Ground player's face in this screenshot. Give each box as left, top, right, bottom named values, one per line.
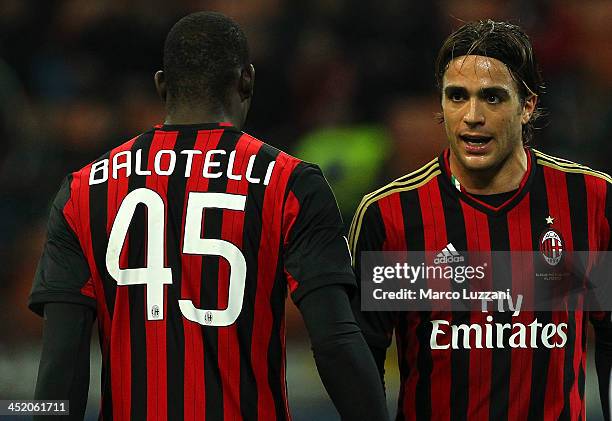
left=441, top=55, right=535, bottom=173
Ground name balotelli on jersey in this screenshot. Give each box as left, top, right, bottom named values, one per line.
left=88, top=147, right=276, bottom=186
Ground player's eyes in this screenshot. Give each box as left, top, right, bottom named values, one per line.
left=449, top=92, right=465, bottom=102
left=486, top=95, right=501, bottom=104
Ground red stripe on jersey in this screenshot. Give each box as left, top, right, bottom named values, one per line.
left=65, top=168, right=108, bottom=318
left=218, top=135, right=262, bottom=421
left=253, top=152, right=300, bottom=421
left=69, top=171, right=96, bottom=302
left=461, top=202, right=492, bottom=421
left=181, top=130, right=223, bottom=421
left=144, top=130, right=178, bottom=421
left=282, top=190, right=300, bottom=246
left=378, top=193, right=407, bottom=251
left=585, top=175, right=609, bottom=251
left=507, top=194, right=534, bottom=420
left=285, top=271, right=299, bottom=295
left=107, top=138, right=136, bottom=421
left=282, top=190, right=301, bottom=294
left=418, top=181, right=450, bottom=421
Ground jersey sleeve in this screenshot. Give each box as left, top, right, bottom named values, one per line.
left=282, top=163, right=356, bottom=303
left=28, top=176, right=96, bottom=317
left=348, top=199, right=397, bottom=349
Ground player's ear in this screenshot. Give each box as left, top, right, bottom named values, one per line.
left=239, top=64, right=255, bottom=101
left=154, top=70, right=167, bottom=104
left=521, top=94, right=537, bottom=124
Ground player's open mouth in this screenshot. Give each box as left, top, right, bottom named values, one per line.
left=459, top=134, right=493, bottom=153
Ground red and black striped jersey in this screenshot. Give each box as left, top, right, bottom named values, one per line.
left=29, top=122, right=355, bottom=421
left=349, top=148, right=612, bottom=421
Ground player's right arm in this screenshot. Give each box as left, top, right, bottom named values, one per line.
left=283, top=163, right=389, bottom=420
left=28, top=176, right=96, bottom=420
left=348, top=197, right=398, bottom=388
left=34, top=303, right=94, bottom=421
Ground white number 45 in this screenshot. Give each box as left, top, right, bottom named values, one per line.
left=106, top=188, right=247, bottom=326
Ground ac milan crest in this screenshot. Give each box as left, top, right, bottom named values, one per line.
left=539, top=220, right=564, bottom=266
left=204, top=311, right=213, bottom=324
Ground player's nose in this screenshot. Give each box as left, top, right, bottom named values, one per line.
left=462, top=98, right=485, bottom=126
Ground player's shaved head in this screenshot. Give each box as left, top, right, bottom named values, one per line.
left=162, top=11, right=250, bottom=111
left=435, top=20, right=544, bottom=143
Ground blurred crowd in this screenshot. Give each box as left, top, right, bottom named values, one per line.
left=1, top=0, right=612, bottom=344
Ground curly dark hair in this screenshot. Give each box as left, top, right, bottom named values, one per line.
left=435, top=20, right=545, bottom=143
left=163, top=12, right=250, bottom=110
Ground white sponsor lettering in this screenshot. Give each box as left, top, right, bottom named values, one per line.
left=429, top=312, right=568, bottom=349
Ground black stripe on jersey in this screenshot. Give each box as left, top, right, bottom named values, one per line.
left=201, top=130, right=238, bottom=421
left=165, top=129, right=199, bottom=420
left=559, top=173, right=588, bottom=420
left=526, top=172, right=553, bottom=421
left=394, top=315, right=410, bottom=421
left=415, top=312, right=433, bottom=421
left=397, top=189, right=431, bottom=421
left=239, top=144, right=278, bottom=421
left=100, top=343, right=113, bottom=421
left=88, top=151, right=114, bottom=418
left=566, top=174, right=589, bottom=252
left=488, top=212, right=511, bottom=421
left=127, top=132, right=154, bottom=421
left=352, top=200, right=386, bottom=286
left=89, top=152, right=115, bottom=316
left=437, top=178, right=470, bottom=421
left=269, top=262, right=288, bottom=421
left=400, top=190, right=425, bottom=252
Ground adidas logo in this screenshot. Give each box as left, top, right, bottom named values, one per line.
left=434, top=243, right=465, bottom=264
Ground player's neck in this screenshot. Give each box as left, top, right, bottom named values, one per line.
left=450, top=147, right=528, bottom=195
left=163, top=106, right=242, bottom=128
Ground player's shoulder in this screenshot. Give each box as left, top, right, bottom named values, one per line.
left=239, top=131, right=300, bottom=164
left=348, top=157, right=440, bottom=245
left=354, top=156, right=441, bottom=216
left=532, top=149, right=612, bottom=187
left=239, top=132, right=326, bottom=196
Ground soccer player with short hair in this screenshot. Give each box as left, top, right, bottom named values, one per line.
left=350, top=20, right=612, bottom=420
left=29, top=12, right=388, bottom=421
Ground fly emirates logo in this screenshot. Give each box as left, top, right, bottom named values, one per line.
left=430, top=295, right=568, bottom=350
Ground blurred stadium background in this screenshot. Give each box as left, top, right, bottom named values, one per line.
left=1, top=0, right=610, bottom=419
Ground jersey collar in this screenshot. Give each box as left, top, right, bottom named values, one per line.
left=438, top=147, right=537, bottom=215
left=153, top=122, right=238, bottom=132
